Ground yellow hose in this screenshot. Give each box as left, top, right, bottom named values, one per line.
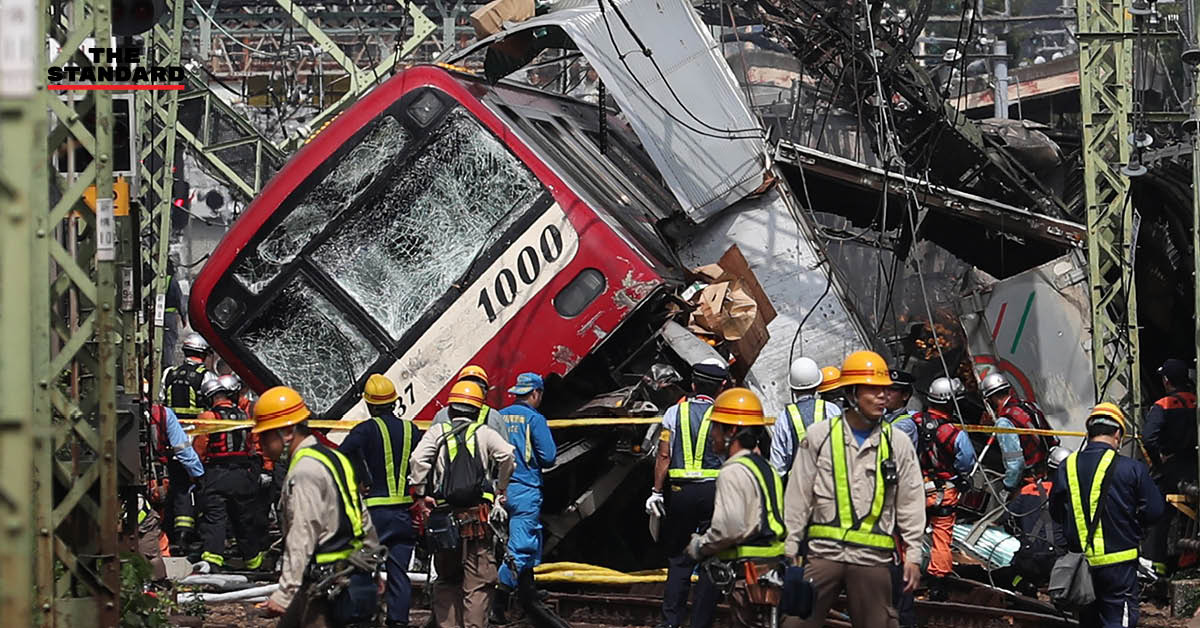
left=532, top=562, right=690, bottom=584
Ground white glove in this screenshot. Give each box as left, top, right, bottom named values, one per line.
left=259, top=473, right=273, bottom=488
left=645, top=490, right=666, bottom=517
left=685, top=535, right=704, bottom=561
left=489, top=503, right=509, bottom=527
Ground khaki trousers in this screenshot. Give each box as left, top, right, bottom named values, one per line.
left=432, top=535, right=497, bottom=628
left=788, top=558, right=898, bottom=628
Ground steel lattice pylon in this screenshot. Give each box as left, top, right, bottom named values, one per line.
left=1078, top=0, right=1142, bottom=418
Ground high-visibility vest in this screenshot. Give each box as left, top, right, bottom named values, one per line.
left=202, top=404, right=253, bottom=462
left=786, top=399, right=828, bottom=444
left=1065, top=449, right=1138, bottom=567
left=364, top=416, right=417, bottom=508
left=444, top=421, right=495, bottom=504
left=164, top=361, right=207, bottom=418
left=289, top=444, right=366, bottom=564
left=807, top=417, right=896, bottom=550
left=667, top=401, right=721, bottom=480
left=716, top=453, right=787, bottom=560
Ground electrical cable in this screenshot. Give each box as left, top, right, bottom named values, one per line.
left=192, top=0, right=279, bottom=56
left=788, top=264, right=833, bottom=376
left=597, top=0, right=763, bottom=140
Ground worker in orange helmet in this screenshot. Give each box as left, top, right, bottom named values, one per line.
left=785, top=350, right=925, bottom=628
left=431, top=364, right=506, bottom=433
left=254, top=386, right=383, bottom=625
left=816, top=366, right=843, bottom=408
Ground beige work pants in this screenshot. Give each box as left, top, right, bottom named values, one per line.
left=788, top=557, right=898, bottom=628
left=433, top=535, right=497, bottom=628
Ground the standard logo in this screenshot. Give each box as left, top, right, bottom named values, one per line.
left=47, top=46, right=183, bottom=91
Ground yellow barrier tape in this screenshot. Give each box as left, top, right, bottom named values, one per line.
left=962, top=425, right=1086, bottom=438
left=181, top=416, right=674, bottom=434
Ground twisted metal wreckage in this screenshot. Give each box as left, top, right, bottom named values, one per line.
left=190, top=0, right=1196, bottom=607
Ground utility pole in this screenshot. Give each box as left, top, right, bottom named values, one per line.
left=1078, top=0, right=1141, bottom=417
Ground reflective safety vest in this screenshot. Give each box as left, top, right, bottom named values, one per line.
left=164, top=361, right=207, bottom=418
left=364, top=416, right=417, bottom=508
left=913, top=411, right=961, bottom=481
left=443, top=421, right=495, bottom=504
left=289, top=444, right=366, bottom=564
left=474, top=404, right=490, bottom=425
left=1065, top=449, right=1138, bottom=567
left=203, top=404, right=253, bottom=463
left=1000, top=396, right=1056, bottom=469
left=716, top=453, right=787, bottom=560
left=785, top=399, right=828, bottom=444
left=668, top=400, right=722, bottom=480
left=807, top=417, right=897, bottom=550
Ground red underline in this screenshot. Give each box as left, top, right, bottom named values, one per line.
left=48, top=84, right=185, bottom=91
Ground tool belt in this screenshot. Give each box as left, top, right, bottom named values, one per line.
left=304, top=545, right=386, bottom=601
left=453, top=504, right=491, bottom=541
left=424, top=504, right=491, bottom=554
left=704, top=558, right=785, bottom=606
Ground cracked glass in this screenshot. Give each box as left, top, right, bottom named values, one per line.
left=237, top=276, right=379, bottom=415
left=309, top=107, right=545, bottom=341
left=233, top=115, right=410, bottom=293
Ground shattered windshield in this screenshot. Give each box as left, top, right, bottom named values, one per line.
left=233, top=115, right=410, bottom=293
left=310, top=107, right=544, bottom=340
left=238, top=276, right=379, bottom=415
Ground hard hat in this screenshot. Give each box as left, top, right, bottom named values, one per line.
left=447, top=380, right=485, bottom=409
left=217, top=373, right=242, bottom=395
left=1047, top=446, right=1071, bottom=470
left=693, top=358, right=729, bottom=382
left=980, top=372, right=1012, bottom=398
left=251, top=386, right=311, bottom=433
left=789, top=357, right=822, bottom=390
left=888, top=370, right=915, bottom=390
left=457, top=365, right=489, bottom=388
left=182, top=332, right=210, bottom=355
left=1087, top=402, right=1127, bottom=433
left=200, top=372, right=227, bottom=399
left=927, top=377, right=966, bottom=404
left=708, top=387, right=772, bottom=426
left=363, top=373, right=399, bottom=405
left=838, top=351, right=894, bottom=387
left=816, top=367, right=841, bottom=393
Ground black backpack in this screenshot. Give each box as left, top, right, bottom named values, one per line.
left=430, top=421, right=490, bottom=508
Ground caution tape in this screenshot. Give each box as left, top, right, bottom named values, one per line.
left=179, top=416, right=674, bottom=435
left=961, top=424, right=1086, bottom=438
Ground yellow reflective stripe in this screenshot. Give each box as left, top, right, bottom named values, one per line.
left=138, top=509, right=148, bottom=524
left=291, top=447, right=365, bottom=543
left=366, top=495, right=413, bottom=506
left=830, top=417, right=854, bottom=526
left=861, top=422, right=891, bottom=534
left=1066, top=450, right=1136, bottom=566
left=787, top=404, right=806, bottom=442
left=476, top=405, right=489, bottom=425
left=667, top=469, right=721, bottom=478
left=1088, top=548, right=1138, bottom=566
left=815, top=400, right=825, bottom=424
left=245, top=551, right=266, bottom=569
left=680, top=402, right=696, bottom=472
left=1089, top=451, right=1114, bottom=556
left=315, top=540, right=363, bottom=564
left=447, top=422, right=483, bottom=460
left=731, top=457, right=787, bottom=543
left=370, top=418, right=413, bottom=505
left=201, top=551, right=225, bottom=566
left=717, top=541, right=788, bottom=559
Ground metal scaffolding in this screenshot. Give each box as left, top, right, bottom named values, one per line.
left=1077, top=0, right=1141, bottom=416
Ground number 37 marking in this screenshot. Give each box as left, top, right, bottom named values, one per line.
left=476, top=224, right=563, bottom=323
left=395, top=382, right=417, bottom=417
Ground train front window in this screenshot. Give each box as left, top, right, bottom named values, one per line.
left=237, top=276, right=380, bottom=415
left=233, top=115, right=411, bottom=294
left=309, top=107, right=545, bottom=341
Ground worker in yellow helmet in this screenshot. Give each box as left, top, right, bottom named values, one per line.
left=1049, top=403, right=1165, bottom=626
left=338, top=374, right=421, bottom=628
left=432, top=364, right=506, bottom=433
left=254, top=386, right=383, bottom=624
left=785, top=351, right=925, bottom=628
left=684, top=388, right=785, bottom=628
left=409, top=380, right=515, bottom=628
left=816, top=366, right=843, bottom=407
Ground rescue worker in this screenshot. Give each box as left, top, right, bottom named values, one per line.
left=909, top=376, right=976, bottom=600
left=431, top=365, right=505, bottom=433
left=1142, top=358, right=1197, bottom=577
left=162, top=332, right=212, bottom=420
left=646, top=358, right=730, bottom=628
left=256, top=386, right=383, bottom=626
left=980, top=372, right=1057, bottom=492
left=1050, top=403, right=1166, bottom=627
left=493, top=373, right=557, bottom=624
left=409, top=380, right=515, bottom=628
left=881, top=370, right=918, bottom=628
left=684, top=388, right=785, bottom=628
left=1007, top=445, right=1070, bottom=596
left=816, top=366, right=843, bottom=407
left=771, top=357, right=841, bottom=478
left=785, top=351, right=925, bottom=628
left=147, top=402, right=205, bottom=554
left=193, top=374, right=267, bottom=570
left=339, top=374, right=420, bottom=628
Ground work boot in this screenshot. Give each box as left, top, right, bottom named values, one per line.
left=490, top=588, right=511, bottom=625
left=927, top=577, right=949, bottom=602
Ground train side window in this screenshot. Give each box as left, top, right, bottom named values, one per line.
left=554, top=268, right=606, bottom=318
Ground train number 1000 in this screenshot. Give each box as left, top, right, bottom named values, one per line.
left=476, top=224, right=563, bottom=323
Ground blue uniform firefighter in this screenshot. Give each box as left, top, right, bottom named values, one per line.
left=492, top=372, right=557, bottom=624
left=339, top=374, right=421, bottom=628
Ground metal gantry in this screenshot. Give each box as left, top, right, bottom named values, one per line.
left=1077, top=0, right=1141, bottom=417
